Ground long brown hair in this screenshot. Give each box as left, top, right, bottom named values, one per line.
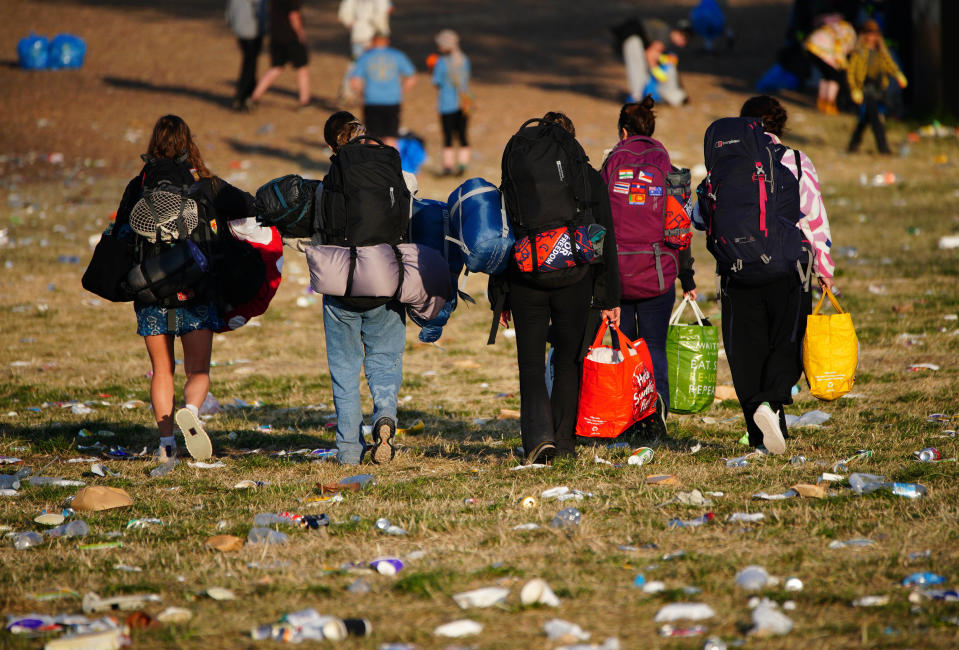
left=145, top=114, right=212, bottom=178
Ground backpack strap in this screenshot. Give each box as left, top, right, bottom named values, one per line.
left=345, top=246, right=358, bottom=297
left=390, top=244, right=405, bottom=301
left=793, top=149, right=803, bottom=181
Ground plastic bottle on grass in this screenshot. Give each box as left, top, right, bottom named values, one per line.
left=14, top=532, right=44, bottom=549
left=247, top=527, right=289, bottom=544
left=850, top=473, right=927, bottom=498
left=46, top=520, right=90, bottom=538
left=550, top=507, right=581, bottom=528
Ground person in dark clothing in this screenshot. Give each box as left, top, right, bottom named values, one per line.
left=846, top=19, right=907, bottom=154
left=489, top=111, right=621, bottom=465
left=250, top=0, right=311, bottom=108
left=602, top=97, right=697, bottom=437
left=226, top=0, right=266, bottom=111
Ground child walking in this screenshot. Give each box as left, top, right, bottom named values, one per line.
left=846, top=20, right=907, bottom=154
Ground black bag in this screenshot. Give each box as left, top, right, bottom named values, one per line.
left=124, top=239, right=209, bottom=304
left=254, top=174, right=320, bottom=239
left=500, top=118, right=595, bottom=286
left=700, top=117, right=803, bottom=284
left=318, top=136, right=411, bottom=247
left=81, top=226, right=137, bottom=302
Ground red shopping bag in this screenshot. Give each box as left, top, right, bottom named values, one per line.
left=575, top=320, right=657, bottom=438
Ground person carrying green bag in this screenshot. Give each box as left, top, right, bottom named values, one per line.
left=666, top=296, right=718, bottom=413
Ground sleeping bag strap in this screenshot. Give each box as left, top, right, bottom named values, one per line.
left=390, top=245, right=405, bottom=301
left=488, top=291, right=507, bottom=345
left=528, top=228, right=540, bottom=275
left=345, top=247, right=358, bottom=297
left=167, top=307, right=177, bottom=332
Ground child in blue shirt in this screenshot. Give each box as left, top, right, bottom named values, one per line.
left=349, top=33, right=416, bottom=148
left=431, top=29, right=471, bottom=176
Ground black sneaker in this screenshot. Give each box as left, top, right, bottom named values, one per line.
left=370, top=416, right=397, bottom=464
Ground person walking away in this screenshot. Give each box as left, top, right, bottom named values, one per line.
left=337, top=0, right=392, bottom=103
left=691, top=96, right=835, bottom=455
left=601, top=97, right=697, bottom=438
left=846, top=20, right=906, bottom=154
left=319, top=111, right=415, bottom=464
left=112, top=115, right=252, bottom=463
left=349, top=32, right=416, bottom=148
left=803, top=14, right=856, bottom=115
left=490, top=111, right=620, bottom=465
left=250, top=0, right=311, bottom=109
left=432, top=29, right=472, bottom=176
left=226, top=0, right=266, bottom=112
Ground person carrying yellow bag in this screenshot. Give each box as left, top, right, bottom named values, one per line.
left=803, top=287, right=858, bottom=400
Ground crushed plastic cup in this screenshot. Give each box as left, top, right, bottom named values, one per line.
left=14, top=531, right=44, bottom=549
left=653, top=603, right=715, bottom=623
left=735, top=565, right=772, bottom=591
left=47, top=520, right=90, bottom=538
left=434, top=619, right=483, bottom=638
left=628, top=447, right=654, bottom=466
left=247, top=527, right=289, bottom=545
left=520, top=578, right=561, bottom=607
left=544, top=618, right=590, bottom=641
left=370, top=557, right=404, bottom=576
left=727, top=512, right=764, bottom=523
left=149, top=461, right=176, bottom=478
left=452, top=586, right=510, bottom=609
left=550, top=507, right=582, bottom=528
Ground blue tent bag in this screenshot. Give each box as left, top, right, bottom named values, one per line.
left=18, top=33, right=49, bottom=70
left=48, top=34, right=86, bottom=69
left=409, top=291, right=458, bottom=343
left=410, top=198, right=464, bottom=276
left=447, top=178, right=513, bottom=275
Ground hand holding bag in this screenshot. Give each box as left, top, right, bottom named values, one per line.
left=802, top=287, right=859, bottom=401
left=666, top=296, right=718, bottom=413
left=575, top=319, right=657, bottom=438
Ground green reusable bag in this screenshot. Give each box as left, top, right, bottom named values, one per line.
left=666, top=296, right=718, bottom=413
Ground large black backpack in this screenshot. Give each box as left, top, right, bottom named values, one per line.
left=500, top=119, right=596, bottom=286
left=701, top=117, right=803, bottom=284
left=317, top=135, right=411, bottom=309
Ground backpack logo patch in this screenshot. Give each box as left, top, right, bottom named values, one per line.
left=715, top=139, right=740, bottom=148
left=555, top=160, right=565, bottom=182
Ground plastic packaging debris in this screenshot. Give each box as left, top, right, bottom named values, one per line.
left=521, top=578, right=561, bottom=607
left=660, top=624, right=707, bottom=637
left=852, top=595, right=889, bottom=607
left=750, top=600, right=794, bottom=636
left=735, top=565, right=772, bottom=591
left=542, top=486, right=571, bottom=499
left=45, top=628, right=127, bottom=650
left=247, top=527, right=289, bottom=544
left=791, top=483, right=826, bottom=499
left=550, top=507, right=582, bottom=528
left=939, top=236, right=959, bottom=250
left=253, top=513, right=295, bottom=527
left=188, top=461, right=225, bottom=469
left=849, top=473, right=927, bottom=498
left=47, top=520, right=90, bottom=538
left=832, top=449, right=872, bottom=472
left=346, top=579, right=371, bottom=594
left=752, top=489, right=798, bottom=500
left=668, top=513, right=714, bottom=529
left=205, top=587, right=235, bottom=601
left=251, top=609, right=363, bottom=642
left=513, top=522, right=541, bottom=531
left=727, top=512, right=764, bottom=523
left=370, top=557, right=404, bottom=576
left=703, top=637, right=728, bottom=650
left=234, top=479, right=268, bottom=489
left=510, top=463, right=546, bottom=470
left=654, top=603, right=715, bottom=622
left=434, top=619, right=483, bottom=638
left=79, top=541, right=122, bottom=551
left=72, top=486, right=133, bottom=511
left=785, top=410, right=831, bottom=427
left=35, top=512, right=66, bottom=526
left=452, top=586, right=510, bottom=609
left=126, top=517, right=162, bottom=529
left=206, top=535, right=244, bottom=552
left=818, top=472, right=844, bottom=483
left=908, top=363, right=940, bottom=371
left=0, top=474, right=21, bottom=490
left=90, top=463, right=119, bottom=478
left=14, top=531, right=44, bottom=549
left=785, top=577, right=804, bottom=592
left=642, top=580, right=666, bottom=594
left=902, top=572, right=946, bottom=587
left=645, top=474, right=680, bottom=485
left=829, top=539, right=876, bottom=549
left=374, top=517, right=408, bottom=536
left=29, top=588, right=80, bottom=602
left=628, top=447, right=654, bottom=466
left=544, top=618, right=590, bottom=642
left=82, top=591, right=161, bottom=613
left=632, top=574, right=646, bottom=588
left=113, top=564, right=142, bottom=572
left=555, top=637, right=620, bottom=650
left=149, top=461, right=177, bottom=478
left=321, top=473, right=374, bottom=493
left=658, top=489, right=712, bottom=507
left=28, top=476, right=85, bottom=487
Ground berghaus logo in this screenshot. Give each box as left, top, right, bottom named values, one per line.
left=715, top=139, right=740, bottom=147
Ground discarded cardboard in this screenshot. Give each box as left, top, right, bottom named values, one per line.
left=205, top=535, right=244, bottom=552
left=72, top=486, right=133, bottom=511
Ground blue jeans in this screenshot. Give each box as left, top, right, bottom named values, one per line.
left=323, top=297, right=406, bottom=464
left=620, top=286, right=676, bottom=411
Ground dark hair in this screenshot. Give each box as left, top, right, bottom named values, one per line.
left=542, top=111, right=575, bottom=137
left=740, top=95, right=788, bottom=137
left=324, top=111, right=365, bottom=152
left=145, top=115, right=211, bottom=178
left=618, top=96, right=656, bottom=137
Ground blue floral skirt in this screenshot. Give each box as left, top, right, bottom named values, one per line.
left=135, top=300, right=223, bottom=337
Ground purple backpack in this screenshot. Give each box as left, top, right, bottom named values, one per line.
left=601, top=136, right=677, bottom=300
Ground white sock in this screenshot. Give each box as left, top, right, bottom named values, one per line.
left=160, top=435, right=176, bottom=449
left=184, top=404, right=199, bottom=417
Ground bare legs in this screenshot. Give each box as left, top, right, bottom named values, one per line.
left=144, top=328, right=213, bottom=436
left=251, top=66, right=311, bottom=107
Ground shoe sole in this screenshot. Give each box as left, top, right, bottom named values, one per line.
left=525, top=441, right=556, bottom=466
left=174, top=408, right=213, bottom=461
left=753, top=407, right=786, bottom=455
left=371, top=418, right=396, bottom=465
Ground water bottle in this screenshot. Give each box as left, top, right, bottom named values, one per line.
left=14, top=532, right=44, bottom=549
left=46, top=520, right=90, bottom=538
left=253, top=513, right=290, bottom=526
left=848, top=473, right=886, bottom=494
left=889, top=482, right=927, bottom=498
left=902, top=571, right=946, bottom=587
left=550, top=507, right=582, bottom=528
left=247, top=527, right=289, bottom=544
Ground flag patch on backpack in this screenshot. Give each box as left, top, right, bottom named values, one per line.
left=617, top=168, right=634, bottom=180
left=628, top=184, right=647, bottom=205
left=612, top=181, right=630, bottom=194
left=637, top=170, right=654, bottom=183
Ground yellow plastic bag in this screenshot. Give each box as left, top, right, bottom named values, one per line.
left=802, top=288, right=859, bottom=400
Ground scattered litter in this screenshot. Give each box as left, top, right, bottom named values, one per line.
left=550, top=507, right=581, bottom=528
left=247, top=527, right=289, bottom=545
left=785, top=577, right=804, bottom=592
left=188, top=461, right=225, bottom=469
left=642, top=580, right=666, bottom=594
left=832, top=449, right=872, bottom=472
left=434, top=619, right=483, bottom=638
left=82, top=591, right=161, bottom=614
left=735, top=565, right=772, bottom=591
left=13, top=532, right=43, bottom=549
left=628, top=447, right=654, bottom=466
left=28, top=477, right=85, bottom=487
left=593, top=455, right=613, bottom=466
left=908, top=363, right=940, bottom=371
left=205, top=587, right=235, bottom=601
left=829, top=539, right=875, bottom=549
left=71, top=486, right=133, bottom=511
left=544, top=619, right=590, bottom=642
left=370, top=557, right=404, bottom=576
left=47, top=520, right=90, bottom=538
left=660, top=624, right=707, bottom=637
left=645, top=474, right=679, bottom=486
left=206, top=535, right=244, bottom=552
left=126, top=517, right=162, bottom=529
left=35, top=513, right=65, bottom=526
left=902, top=572, right=946, bottom=587
left=513, top=523, right=541, bottom=531
left=149, top=461, right=176, bottom=478
left=785, top=410, right=831, bottom=428
left=79, top=542, right=122, bottom=551
left=113, top=564, right=142, bottom=572
left=29, top=588, right=80, bottom=602
left=452, top=586, right=509, bottom=609
left=791, top=483, right=826, bottom=499
left=914, top=448, right=940, bottom=462
left=90, top=463, right=119, bottom=478
left=750, top=599, right=794, bottom=636
left=653, top=603, right=715, bottom=623
left=752, top=489, right=797, bottom=501
left=520, top=578, right=560, bottom=607
left=510, top=463, right=546, bottom=471
left=375, top=518, right=408, bottom=536
left=658, top=489, right=711, bottom=507
left=852, top=595, right=889, bottom=607
left=727, top=512, right=764, bottom=523
left=520, top=496, right=538, bottom=509
left=668, top=513, right=714, bottom=529
left=818, top=473, right=844, bottom=483
left=939, top=236, right=959, bottom=250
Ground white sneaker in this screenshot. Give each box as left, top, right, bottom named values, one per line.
left=175, top=407, right=213, bottom=460
left=753, top=403, right=786, bottom=455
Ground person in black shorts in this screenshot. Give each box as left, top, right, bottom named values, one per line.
left=250, top=0, right=311, bottom=109
left=431, top=29, right=471, bottom=175
left=363, top=104, right=401, bottom=143
left=349, top=32, right=416, bottom=148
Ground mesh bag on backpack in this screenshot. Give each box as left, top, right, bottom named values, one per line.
left=129, top=185, right=199, bottom=243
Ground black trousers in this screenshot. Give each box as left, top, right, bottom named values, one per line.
left=849, top=87, right=890, bottom=154
left=721, top=274, right=811, bottom=447
left=236, top=36, right=263, bottom=102
left=510, top=273, right=593, bottom=456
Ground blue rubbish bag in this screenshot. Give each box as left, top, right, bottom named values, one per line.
left=690, top=0, right=726, bottom=40
left=397, top=133, right=426, bottom=175
left=18, top=33, right=49, bottom=70
left=48, top=34, right=86, bottom=69
left=756, top=63, right=799, bottom=93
